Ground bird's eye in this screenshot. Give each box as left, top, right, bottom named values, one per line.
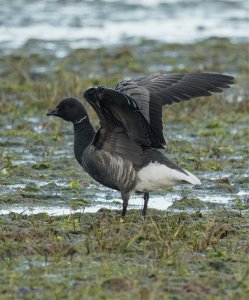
left=60, top=105, right=65, bottom=110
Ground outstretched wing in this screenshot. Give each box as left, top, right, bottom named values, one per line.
left=115, top=73, right=234, bottom=145
left=83, top=86, right=163, bottom=148
left=83, top=87, right=148, bottom=192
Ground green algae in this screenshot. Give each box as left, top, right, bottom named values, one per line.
left=22, top=183, right=41, bottom=192
left=0, top=38, right=248, bottom=207
left=0, top=210, right=248, bottom=299
left=0, top=37, right=249, bottom=299
left=69, top=199, right=91, bottom=208
left=31, top=163, right=52, bottom=170
left=168, top=196, right=223, bottom=210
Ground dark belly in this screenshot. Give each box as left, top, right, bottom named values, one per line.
left=82, top=147, right=137, bottom=193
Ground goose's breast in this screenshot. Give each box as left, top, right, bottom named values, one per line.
left=82, top=146, right=137, bottom=192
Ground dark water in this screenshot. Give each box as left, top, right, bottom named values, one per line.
left=1, top=0, right=248, bottom=56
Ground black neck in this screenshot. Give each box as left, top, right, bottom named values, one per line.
left=73, top=116, right=95, bottom=166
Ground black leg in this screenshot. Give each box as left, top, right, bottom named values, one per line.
left=121, top=192, right=129, bottom=217
left=142, top=192, right=149, bottom=217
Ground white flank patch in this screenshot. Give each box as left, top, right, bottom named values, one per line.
left=135, top=162, right=201, bottom=192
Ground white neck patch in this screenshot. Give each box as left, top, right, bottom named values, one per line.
left=74, top=116, right=87, bottom=125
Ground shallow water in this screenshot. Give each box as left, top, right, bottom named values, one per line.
left=1, top=114, right=248, bottom=216
left=1, top=0, right=248, bottom=56
left=0, top=1, right=248, bottom=216
left=0, top=179, right=247, bottom=215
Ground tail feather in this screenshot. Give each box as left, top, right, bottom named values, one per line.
left=135, top=162, right=201, bottom=192
left=182, top=169, right=201, bottom=185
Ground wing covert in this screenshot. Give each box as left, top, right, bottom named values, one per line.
left=115, top=72, right=234, bottom=146
left=83, top=86, right=164, bottom=148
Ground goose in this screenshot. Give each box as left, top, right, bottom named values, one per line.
left=47, top=73, right=233, bottom=216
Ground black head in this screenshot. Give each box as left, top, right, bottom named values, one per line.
left=47, top=97, right=88, bottom=123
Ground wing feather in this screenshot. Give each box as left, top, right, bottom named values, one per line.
left=84, top=73, right=234, bottom=150
left=115, top=73, right=234, bottom=146
left=84, top=87, right=164, bottom=148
